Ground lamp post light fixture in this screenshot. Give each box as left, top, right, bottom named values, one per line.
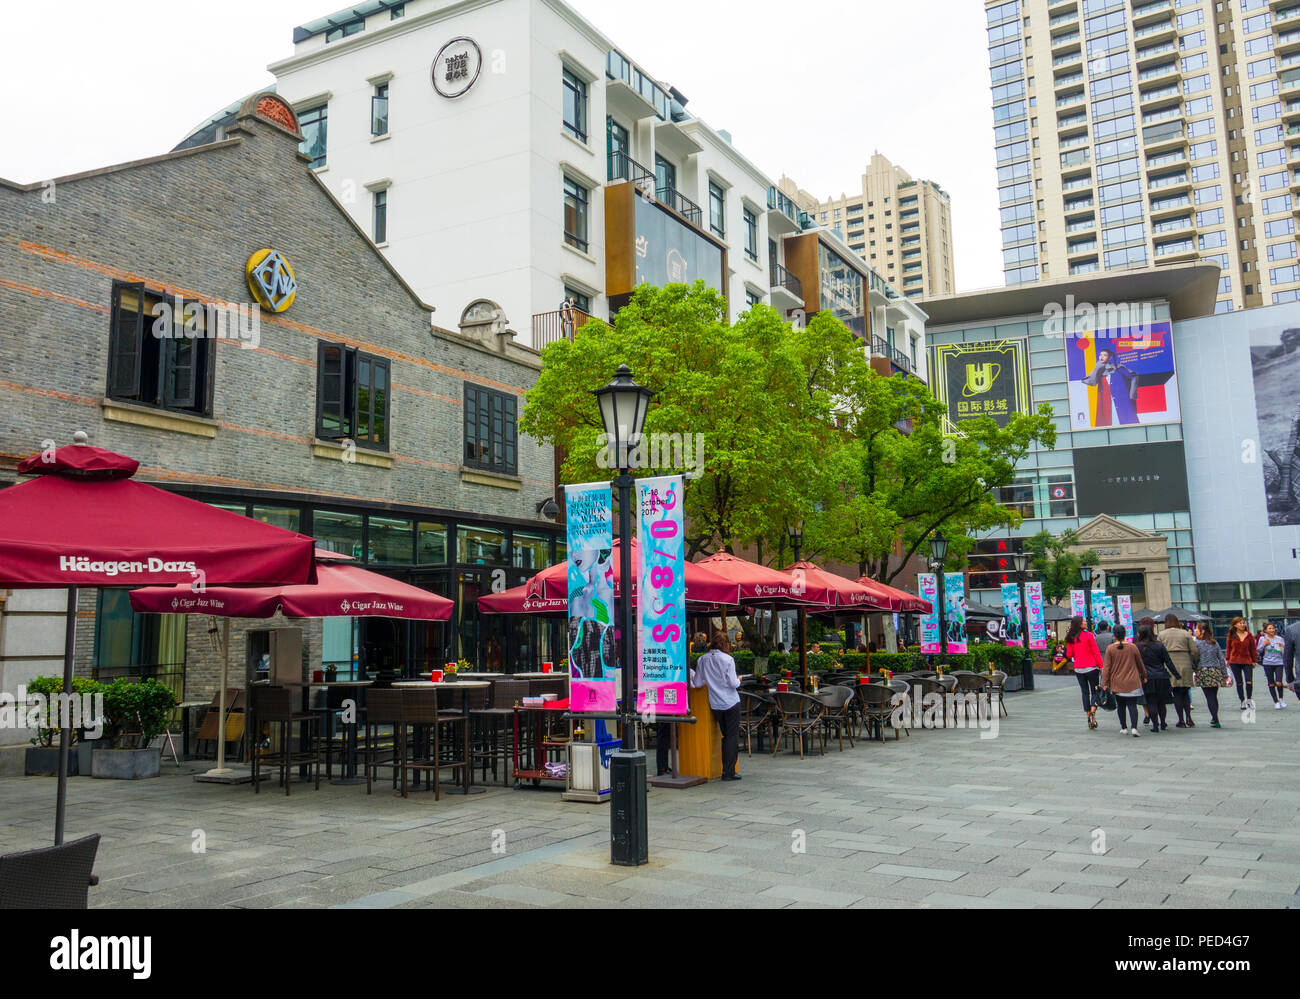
left=1106, top=571, right=1120, bottom=592
left=786, top=519, right=807, bottom=686
left=591, top=363, right=654, bottom=867
left=928, top=531, right=948, bottom=665
left=1079, top=563, right=1095, bottom=624
left=1011, top=549, right=1034, bottom=691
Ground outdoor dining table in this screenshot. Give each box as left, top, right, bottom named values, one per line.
left=418, top=671, right=505, bottom=679
left=309, top=680, right=372, bottom=785
left=391, top=680, right=491, bottom=795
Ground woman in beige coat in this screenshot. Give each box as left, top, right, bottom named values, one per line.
left=1158, top=613, right=1200, bottom=727
left=1101, top=624, right=1148, bottom=737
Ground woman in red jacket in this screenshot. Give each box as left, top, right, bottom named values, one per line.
left=1065, top=614, right=1106, bottom=729
left=1226, top=616, right=1257, bottom=711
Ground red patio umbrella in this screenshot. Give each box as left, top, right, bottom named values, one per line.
left=525, top=539, right=739, bottom=606
left=130, top=554, right=453, bottom=776
left=477, top=584, right=567, bottom=616
left=785, top=561, right=895, bottom=686
left=0, top=438, right=317, bottom=844
left=696, top=551, right=836, bottom=607
left=855, top=577, right=933, bottom=614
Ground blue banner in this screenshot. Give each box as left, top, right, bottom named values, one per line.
left=1000, top=582, right=1023, bottom=647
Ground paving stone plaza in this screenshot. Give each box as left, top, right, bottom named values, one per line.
left=2, top=675, right=1295, bottom=910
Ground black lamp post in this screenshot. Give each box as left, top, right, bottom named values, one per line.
left=1106, top=570, right=1119, bottom=592
left=1012, top=549, right=1034, bottom=691
left=1079, top=564, right=1095, bottom=625
left=787, top=519, right=806, bottom=687
left=929, top=531, right=949, bottom=664
left=592, top=363, right=653, bottom=867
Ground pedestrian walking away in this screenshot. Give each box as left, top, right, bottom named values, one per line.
left=689, top=631, right=742, bottom=781
left=1284, top=618, right=1300, bottom=695
left=1137, top=620, right=1179, bottom=733
left=1101, top=624, right=1147, bottom=737
left=1159, top=613, right=1201, bottom=727
left=1226, top=616, right=1258, bottom=711
left=1194, top=621, right=1227, bottom=728
left=1257, top=622, right=1289, bottom=709
left=1065, top=614, right=1105, bottom=729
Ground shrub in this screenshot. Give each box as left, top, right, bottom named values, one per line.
left=23, top=676, right=106, bottom=747
left=101, top=678, right=177, bottom=747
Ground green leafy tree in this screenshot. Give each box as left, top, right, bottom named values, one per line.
left=1023, top=528, right=1100, bottom=605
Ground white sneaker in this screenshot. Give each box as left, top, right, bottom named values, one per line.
left=1131, top=728, right=1140, bottom=737
left=1119, top=727, right=1128, bottom=735
left=1275, top=701, right=1285, bottom=710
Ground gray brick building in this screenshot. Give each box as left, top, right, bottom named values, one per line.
left=0, top=94, right=562, bottom=766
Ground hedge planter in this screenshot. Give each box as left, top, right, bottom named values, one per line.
left=76, top=738, right=107, bottom=774
left=25, top=746, right=77, bottom=776
left=91, top=747, right=160, bottom=780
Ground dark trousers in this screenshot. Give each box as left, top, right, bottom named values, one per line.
left=1230, top=664, right=1253, bottom=703
left=1263, top=664, right=1286, bottom=702
left=1076, top=670, right=1100, bottom=713
left=1203, top=687, right=1220, bottom=723
left=715, top=703, right=740, bottom=777
left=1172, top=687, right=1192, bottom=724
left=1115, top=694, right=1141, bottom=729
left=655, top=722, right=671, bottom=774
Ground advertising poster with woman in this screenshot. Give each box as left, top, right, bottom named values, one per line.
left=919, top=573, right=940, bottom=653
left=565, top=482, right=616, bottom=713
left=1066, top=323, right=1180, bottom=430
left=1091, top=591, right=1115, bottom=633
left=1000, top=582, right=1023, bottom=647
left=944, top=573, right=968, bottom=654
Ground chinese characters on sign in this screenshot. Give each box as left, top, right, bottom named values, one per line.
left=431, top=37, right=482, bottom=99
left=931, top=340, right=1030, bottom=435
left=445, top=52, right=468, bottom=82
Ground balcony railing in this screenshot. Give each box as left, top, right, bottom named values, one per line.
left=532, top=306, right=593, bottom=349
left=769, top=259, right=803, bottom=299
left=656, top=185, right=703, bottom=227
left=607, top=150, right=654, bottom=192
left=767, top=185, right=802, bottom=225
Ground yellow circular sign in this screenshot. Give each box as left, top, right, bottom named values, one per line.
left=245, top=248, right=297, bottom=313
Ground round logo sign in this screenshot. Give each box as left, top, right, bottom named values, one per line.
left=245, top=249, right=297, bottom=313
left=432, top=37, right=482, bottom=99
left=1052, top=486, right=1066, bottom=499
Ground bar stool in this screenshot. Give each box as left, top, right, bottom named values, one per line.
left=249, top=686, right=321, bottom=795
left=470, top=680, right=524, bottom=784
left=403, top=688, right=467, bottom=800
left=364, top=688, right=406, bottom=796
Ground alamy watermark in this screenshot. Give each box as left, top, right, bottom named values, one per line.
left=2, top=686, right=104, bottom=739
left=888, top=685, right=1001, bottom=740
left=1042, top=295, right=1161, bottom=339
left=150, top=295, right=261, bottom=349
left=595, top=430, right=705, bottom=479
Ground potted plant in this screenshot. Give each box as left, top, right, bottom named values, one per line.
left=91, top=678, right=177, bottom=779
left=22, top=676, right=106, bottom=776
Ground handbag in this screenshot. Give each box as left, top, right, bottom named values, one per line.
left=1095, top=687, right=1116, bottom=711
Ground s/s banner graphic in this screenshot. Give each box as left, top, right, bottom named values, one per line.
left=565, top=483, right=616, bottom=713
left=919, top=573, right=939, bottom=653
left=1117, top=594, right=1134, bottom=635
left=1091, top=590, right=1115, bottom=633
left=1070, top=589, right=1087, bottom=620
left=1027, top=581, right=1047, bottom=650
left=636, top=475, right=687, bottom=716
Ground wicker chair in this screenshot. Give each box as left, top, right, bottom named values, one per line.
left=953, top=672, right=992, bottom=723
left=248, top=685, right=321, bottom=796
left=858, top=682, right=908, bottom=742
left=0, top=833, right=99, bottom=909
left=988, top=671, right=1009, bottom=717
left=403, top=688, right=467, bottom=800
left=817, top=685, right=856, bottom=751
left=914, top=676, right=950, bottom=727
left=739, top=691, right=774, bottom=756
left=770, top=692, right=825, bottom=758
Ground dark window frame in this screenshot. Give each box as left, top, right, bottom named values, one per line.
left=371, top=83, right=389, bottom=136
left=106, top=279, right=214, bottom=418
left=743, top=205, right=758, bottom=261
left=563, top=176, right=589, bottom=252
left=373, top=188, right=388, bottom=243
left=316, top=340, right=390, bottom=451
left=463, top=383, right=518, bottom=476
left=709, top=180, right=726, bottom=238
left=298, top=103, right=328, bottom=168
left=562, top=67, right=588, bottom=142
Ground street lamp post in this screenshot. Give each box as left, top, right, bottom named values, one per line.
left=592, top=364, right=654, bottom=867
left=787, top=520, right=807, bottom=688
left=1012, top=550, right=1034, bottom=691
left=1079, top=564, right=1095, bottom=626
left=929, top=531, right=949, bottom=665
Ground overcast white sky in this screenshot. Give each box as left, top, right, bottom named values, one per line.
left=0, top=0, right=1001, bottom=291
